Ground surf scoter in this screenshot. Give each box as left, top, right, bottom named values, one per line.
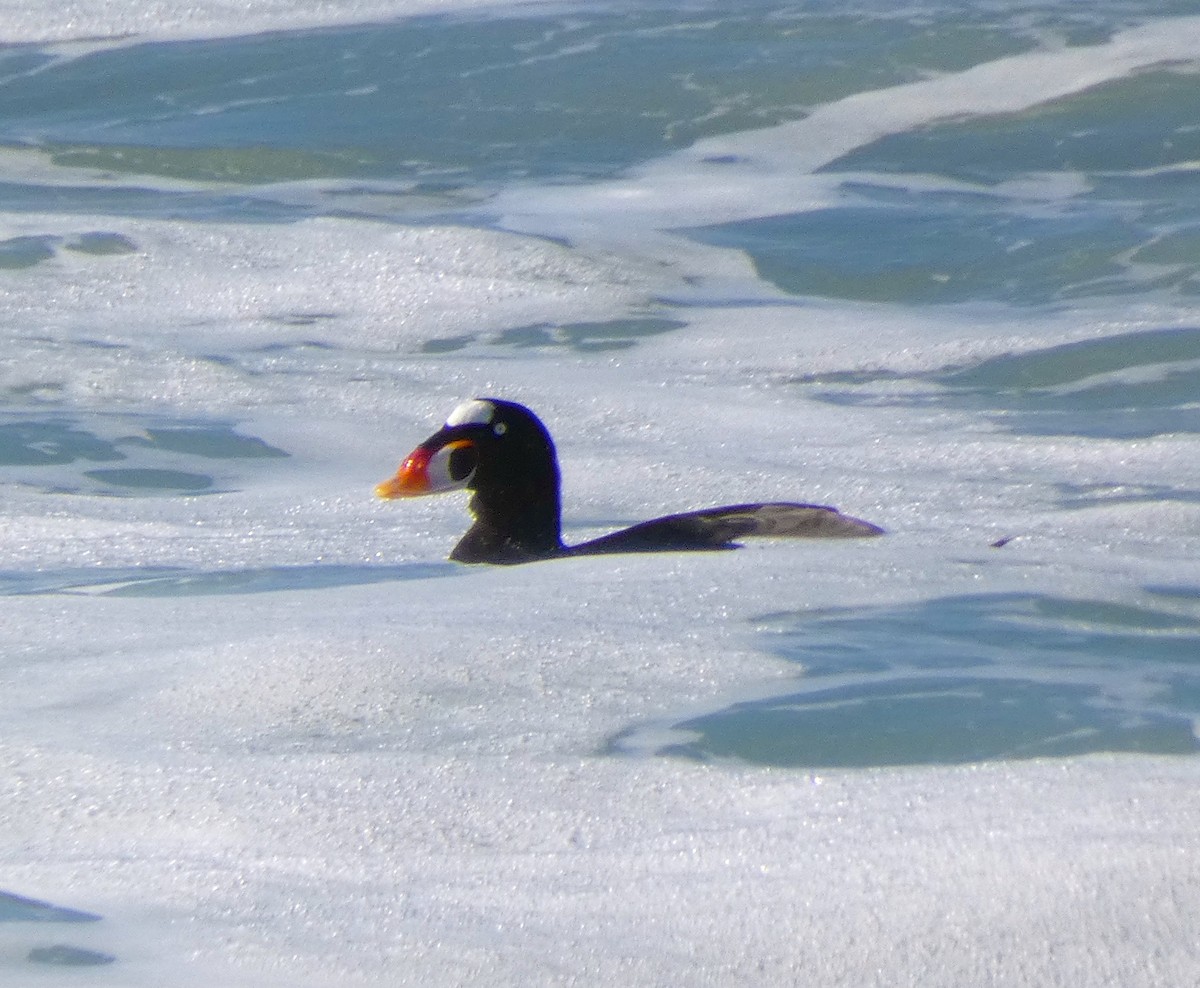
left=375, top=398, right=883, bottom=564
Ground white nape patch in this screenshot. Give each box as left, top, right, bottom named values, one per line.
left=445, top=399, right=496, bottom=428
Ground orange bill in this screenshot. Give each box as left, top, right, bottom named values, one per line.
left=375, top=447, right=434, bottom=499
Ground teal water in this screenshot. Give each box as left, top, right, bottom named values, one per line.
left=611, top=591, right=1200, bottom=766
left=0, top=416, right=287, bottom=495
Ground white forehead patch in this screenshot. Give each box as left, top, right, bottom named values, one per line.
left=445, top=399, right=495, bottom=428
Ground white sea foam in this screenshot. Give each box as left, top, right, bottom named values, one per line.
left=2, top=215, right=653, bottom=348
left=3, top=7, right=1200, bottom=987
left=4, top=548, right=1200, bottom=986
left=0, top=0, right=565, bottom=47
left=4, top=195, right=1200, bottom=986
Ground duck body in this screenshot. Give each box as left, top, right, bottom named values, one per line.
left=376, top=398, right=883, bottom=564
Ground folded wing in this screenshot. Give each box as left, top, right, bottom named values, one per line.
left=570, top=502, right=883, bottom=556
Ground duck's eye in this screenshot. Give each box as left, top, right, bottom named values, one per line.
left=493, top=422, right=508, bottom=437
left=448, top=444, right=478, bottom=481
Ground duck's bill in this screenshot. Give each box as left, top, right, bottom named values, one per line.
left=375, top=438, right=477, bottom=499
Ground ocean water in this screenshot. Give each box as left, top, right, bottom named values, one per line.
left=2, top=1, right=1200, bottom=984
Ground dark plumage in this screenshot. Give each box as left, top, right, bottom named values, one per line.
left=376, top=398, right=883, bottom=564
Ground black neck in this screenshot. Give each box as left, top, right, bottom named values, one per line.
left=451, top=480, right=563, bottom=564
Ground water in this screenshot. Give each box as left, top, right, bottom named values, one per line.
left=2, top=2, right=1200, bottom=984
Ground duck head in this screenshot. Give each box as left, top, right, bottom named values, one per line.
left=376, top=398, right=565, bottom=563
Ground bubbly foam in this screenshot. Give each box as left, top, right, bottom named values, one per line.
left=3, top=6, right=1199, bottom=987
